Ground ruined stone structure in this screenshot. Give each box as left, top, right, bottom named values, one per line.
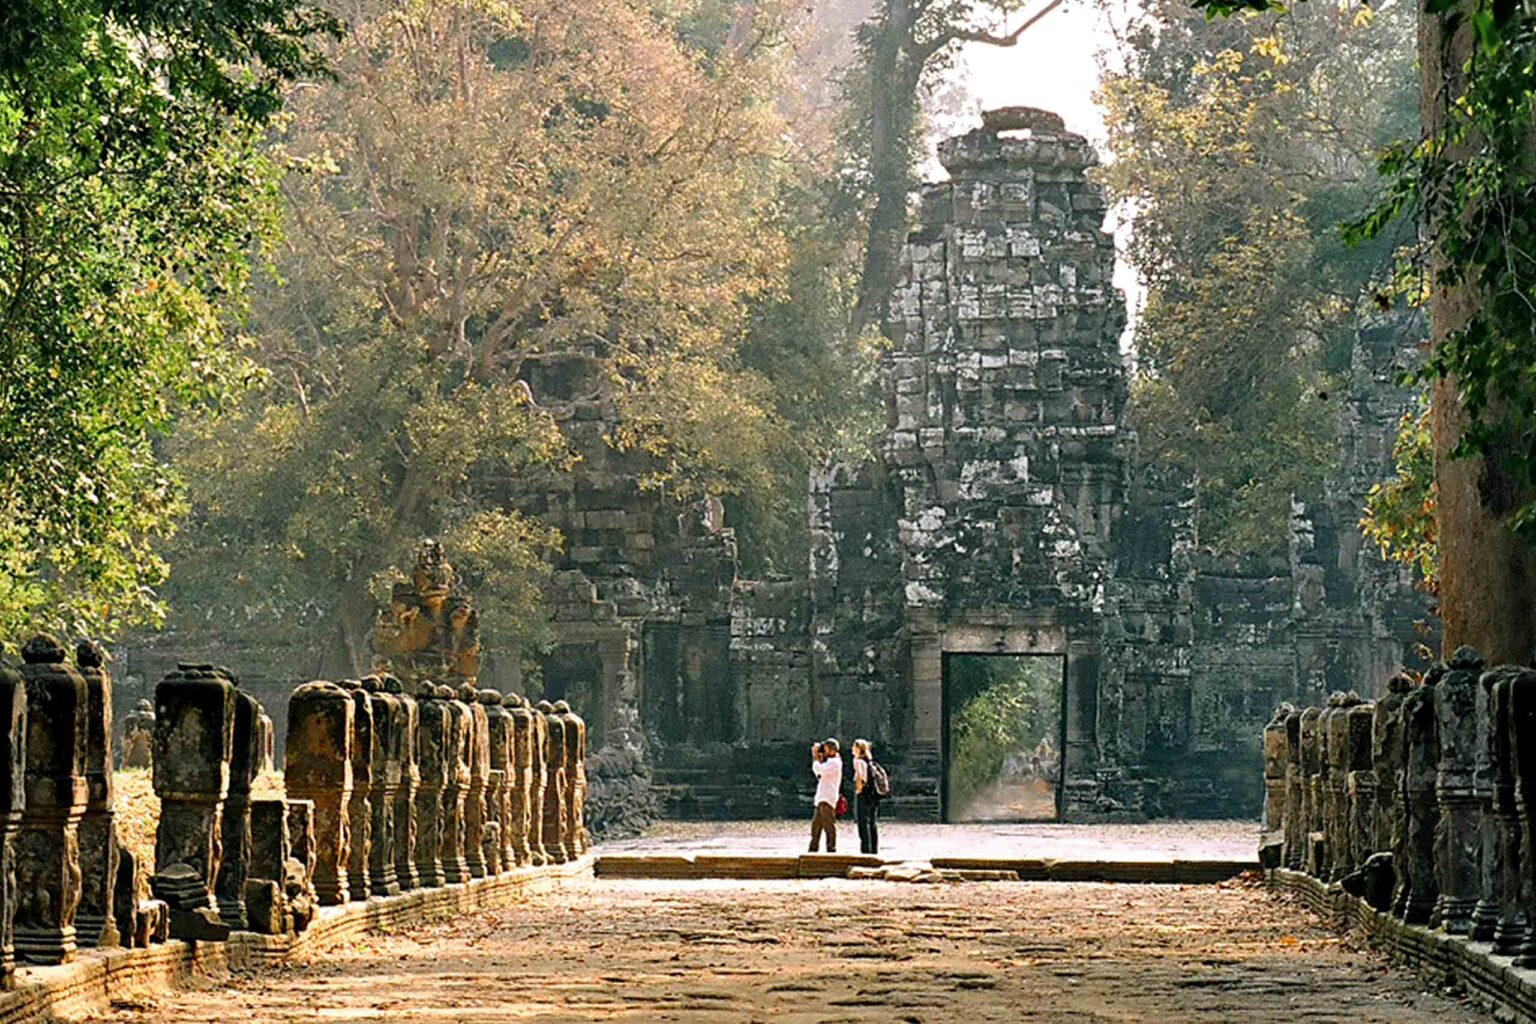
left=118, top=106, right=1429, bottom=826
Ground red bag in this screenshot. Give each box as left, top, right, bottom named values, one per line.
left=836, top=795, right=849, bottom=818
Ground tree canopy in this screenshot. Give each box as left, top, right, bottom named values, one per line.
left=0, top=0, right=339, bottom=641
left=1098, top=0, right=1419, bottom=555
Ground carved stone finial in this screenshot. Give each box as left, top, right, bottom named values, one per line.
left=21, top=634, right=66, bottom=664
left=74, top=640, right=106, bottom=669
left=1450, top=645, right=1486, bottom=673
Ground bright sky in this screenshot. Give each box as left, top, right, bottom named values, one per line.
left=942, top=0, right=1143, bottom=333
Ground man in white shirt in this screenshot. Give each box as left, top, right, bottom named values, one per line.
left=809, top=739, right=843, bottom=852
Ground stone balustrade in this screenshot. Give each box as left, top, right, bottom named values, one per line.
left=0, top=631, right=588, bottom=992
left=1263, top=647, right=1536, bottom=957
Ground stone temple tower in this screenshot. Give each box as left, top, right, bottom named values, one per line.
left=881, top=106, right=1130, bottom=816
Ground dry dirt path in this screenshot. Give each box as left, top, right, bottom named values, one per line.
left=100, top=878, right=1488, bottom=1024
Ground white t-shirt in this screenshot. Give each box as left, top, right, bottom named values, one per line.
left=813, top=754, right=843, bottom=807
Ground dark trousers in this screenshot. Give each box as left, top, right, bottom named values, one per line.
left=856, top=792, right=880, bottom=855
left=809, top=800, right=837, bottom=852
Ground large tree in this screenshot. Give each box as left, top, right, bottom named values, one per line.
left=1195, top=0, right=1536, bottom=661
left=1099, top=0, right=1419, bottom=554
left=0, top=0, right=338, bottom=640
left=164, top=0, right=797, bottom=673
left=845, top=0, right=1065, bottom=340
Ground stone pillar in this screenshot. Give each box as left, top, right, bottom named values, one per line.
left=364, top=678, right=400, bottom=896
left=528, top=701, right=549, bottom=865
left=562, top=701, right=589, bottom=855
left=1487, top=668, right=1530, bottom=954
left=459, top=683, right=490, bottom=880
left=247, top=799, right=292, bottom=935
left=1283, top=709, right=1304, bottom=870
left=285, top=799, right=317, bottom=903
left=413, top=683, right=448, bottom=888
left=1508, top=668, right=1536, bottom=966
left=284, top=682, right=353, bottom=906
left=121, top=700, right=154, bottom=769
left=214, top=685, right=262, bottom=930
left=0, top=664, right=26, bottom=986
left=338, top=679, right=373, bottom=901
left=506, top=695, right=533, bottom=866
left=555, top=701, right=582, bottom=860
left=1299, top=707, right=1323, bottom=876
left=1432, top=647, right=1484, bottom=934
left=538, top=701, right=568, bottom=865
left=384, top=676, right=419, bottom=891
left=482, top=691, right=513, bottom=873
left=149, top=663, right=235, bottom=941
left=1471, top=666, right=1515, bottom=942
left=1262, top=704, right=1291, bottom=840
left=13, top=636, right=88, bottom=963
left=1398, top=669, right=1441, bottom=924
left=1344, top=700, right=1376, bottom=877
left=74, top=641, right=118, bottom=949
left=1372, top=674, right=1411, bottom=860
left=440, top=686, right=471, bottom=883
left=1323, top=693, right=1358, bottom=882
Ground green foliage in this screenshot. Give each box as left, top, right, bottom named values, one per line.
left=1362, top=399, right=1438, bottom=591
left=1370, top=1, right=1536, bottom=541
left=0, top=0, right=338, bottom=640
left=1098, top=0, right=1419, bottom=555
left=162, top=0, right=801, bottom=664
left=947, top=656, right=1061, bottom=816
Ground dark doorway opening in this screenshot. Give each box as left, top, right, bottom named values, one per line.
left=942, top=653, right=1067, bottom=823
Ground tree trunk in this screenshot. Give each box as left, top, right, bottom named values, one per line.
left=1421, top=3, right=1536, bottom=664
left=851, top=0, right=922, bottom=340
left=318, top=580, right=378, bottom=680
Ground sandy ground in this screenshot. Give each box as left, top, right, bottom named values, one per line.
left=599, top=819, right=1258, bottom=861
left=97, top=877, right=1488, bottom=1024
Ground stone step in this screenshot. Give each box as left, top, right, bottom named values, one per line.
left=594, top=852, right=1258, bottom=884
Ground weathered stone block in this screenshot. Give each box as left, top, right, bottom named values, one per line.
left=284, top=681, right=352, bottom=906
left=74, top=640, right=117, bottom=949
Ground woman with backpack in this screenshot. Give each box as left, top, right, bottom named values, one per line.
left=852, top=738, right=887, bottom=855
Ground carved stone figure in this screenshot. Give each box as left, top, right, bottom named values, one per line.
left=384, top=675, right=420, bottom=891
left=284, top=682, right=353, bottom=906
left=506, top=694, right=533, bottom=866
left=413, top=682, right=448, bottom=888
left=539, top=701, right=568, bottom=865
left=120, top=699, right=154, bottom=770
left=440, top=685, right=472, bottom=883
left=339, top=679, right=373, bottom=900
left=364, top=677, right=400, bottom=896
left=214, top=685, right=263, bottom=930
left=372, top=539, right=481, bottom=689
left=74, top=641, right=118, bottom=949
left=459, top=682, right=490, bottom=880
left=1398, top=668, right=1441, bottom=925
left=0, top=664, right=26, bottom=985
